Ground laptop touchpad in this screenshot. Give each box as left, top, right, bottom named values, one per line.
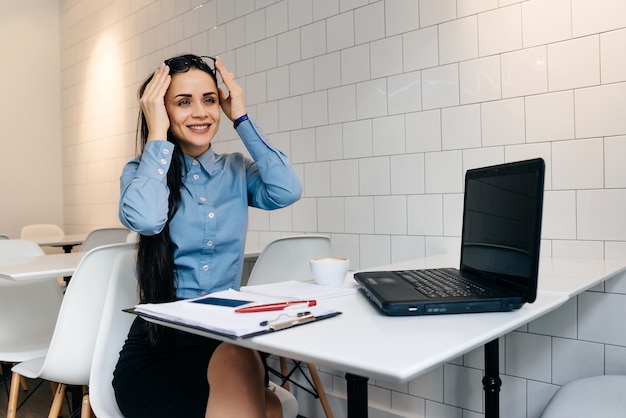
left=367, top=276, right=422, bottom=300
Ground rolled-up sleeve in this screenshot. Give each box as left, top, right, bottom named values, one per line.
left=237, top=117, right=302, bottom=209
left=119, top=140, right=174, bottom=235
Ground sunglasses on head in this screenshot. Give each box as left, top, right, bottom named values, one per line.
left=164, top=55, right=216, bottom=76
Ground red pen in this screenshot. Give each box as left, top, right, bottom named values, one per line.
left=234, top=300, right=317, bottom=313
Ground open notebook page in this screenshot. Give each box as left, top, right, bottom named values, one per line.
left=240, top=280, right=358, bottom=301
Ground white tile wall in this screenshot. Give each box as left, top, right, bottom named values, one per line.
left=549, top=35, right=600, bottom=92
left=601, top=28, right=626, bottom=83
left=522, top=0, right=571, bottom=47
left=460, top=55, right=501, bottom=104
left=59, top=0, right=626, bottom=416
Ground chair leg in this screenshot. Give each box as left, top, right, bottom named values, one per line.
left=280, top=357, right=290, bottom=390
left=307, top=363, right=334, bottom=418
left=20, top=375, right=28, bottom=391
left=81, top=386, right=93, bottom=418
left=7, top=371, right=21, bottom=418
left=9, top=363, right=29, bottom=391
left=48, top=383, right=66, bottom=418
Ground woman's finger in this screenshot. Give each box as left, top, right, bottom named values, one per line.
left=215, top=57, right=246, bottom=121
left=140, top=64, right=172, bottom=140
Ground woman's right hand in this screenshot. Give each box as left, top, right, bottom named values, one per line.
left=140, top=63, right=171, bottom=141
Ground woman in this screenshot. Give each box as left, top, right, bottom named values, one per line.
left=113, top=54, right=302, bottom=417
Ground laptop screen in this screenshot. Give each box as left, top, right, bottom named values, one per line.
left=460, top=158, right=545, bottom=301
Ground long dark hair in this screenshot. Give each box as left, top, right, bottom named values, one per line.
left=134, top=55, right=218, bottom=344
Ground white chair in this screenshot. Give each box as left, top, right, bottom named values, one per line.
left=125, top=230, right=138, bottom=243
left=540, top=375, right=626, bottom=417
left=248, top=234, right=332, bottom=285
left=0, top=234, right=9, bottom=239
left=0, top=240, right=64, bottom=417
left=0, top=239, right=45, bottom=259
left=247, top=234, right=334, bottom=418
left=9, top=243, right=135, bottom=418
left=19, top=224, right=64, bottom=241
left=88, top=248, right=136, bottom=418
left=88, top=249, right=299, bottom=418
left=80, top=227, right=130, bottom=252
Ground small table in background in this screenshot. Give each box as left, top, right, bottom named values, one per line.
left=0, top=252, right=85, bottom=282
left=31, top=234, right=86, bottom=253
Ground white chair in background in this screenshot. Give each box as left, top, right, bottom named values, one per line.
left=0, top=240, right=64, bottom=417
left=125, top=230, right=138, bottom=243
left=80, top=227, right=130, bottom=252
left=540, top=375, right=626, bottom=417
left=19, top=224, right=64, bottom=241
left=0, top=234, right=9, bottom=239
left=248, top=234, right=332, bottom=285
left=89, top=249, right=299, bottom=418
left=0, top=240, right=44, bottom=259
left=8, top=243, right=135, bottom=418
left=247, top=234, right=334, bottom=418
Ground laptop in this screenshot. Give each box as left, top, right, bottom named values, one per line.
left=354, top=158, right=545, bottom=316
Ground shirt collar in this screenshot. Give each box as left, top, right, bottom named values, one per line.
left=182, top=145, right=223, bottom=176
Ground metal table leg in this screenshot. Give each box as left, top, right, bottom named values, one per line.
left=483, top=339, right=502, bottom=418
left=346, top=373, right=368, bottom=418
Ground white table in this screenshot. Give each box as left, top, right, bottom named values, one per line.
left=146, top=252, right=626, bottom=417
left=0, top=252, right=85, bottom=281
left=538, top=257, right=626, bottom=296
left=31, top=234, right=86, bottom=253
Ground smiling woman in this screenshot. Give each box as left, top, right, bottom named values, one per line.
left=163, top=67, right=221, bottom=157
left=113, top=54, right=302, bottom=418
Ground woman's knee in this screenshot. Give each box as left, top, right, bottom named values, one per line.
left=208, top=344, right=264, bottom=382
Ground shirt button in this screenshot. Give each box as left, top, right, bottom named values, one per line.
left=193, top=174, right=199, bottom=181
left=208, top=212, right=215, bottom=219
left=192, top=160, right=198, bottom=165
left=162, top=148, right=169, bottom=155
left=199, top=197, right=206, bottom=203
left=202, top=265, right=209, bottom=271
left=160, top=159, right=167, bottom=165
left=207, top=240, right=213, bottom=247
left=157, top=168, right=164, bottom=175
left=200, top=291, right=207, bottom=296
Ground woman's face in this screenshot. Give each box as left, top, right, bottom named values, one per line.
left=164, top=68, right=220, bottom=157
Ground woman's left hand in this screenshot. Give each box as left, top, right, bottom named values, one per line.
left=215, top=56, right=247, bottom=122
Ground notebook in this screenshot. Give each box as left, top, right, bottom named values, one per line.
left=353, top=158, right=545, bottom=316
left=240, top=280, right=357, bottom=300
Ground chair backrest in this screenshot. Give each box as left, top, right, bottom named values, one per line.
left=0, top=234, right=9, bottom=239
left=0, top=278, right=64, bottom=362
left=0, top=239, right=45, bottom=259
left=0, top=237, right=63, bottom=362
left=126, top=230, right=138, bottom=243
left=247, top=235, right=331, bottom=286
left=90, top=249, right=138, bottom=418
left=80, top=227, right=131, bottom=252
left=35, top=243, right=135, bottom=385
left=20, top=224, right=64, bottom=240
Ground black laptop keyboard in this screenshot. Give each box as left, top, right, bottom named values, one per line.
left=398, top=269, right=494, bottom=298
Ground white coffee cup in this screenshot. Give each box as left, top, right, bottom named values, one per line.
left=309, top=257, right=349, bottom=287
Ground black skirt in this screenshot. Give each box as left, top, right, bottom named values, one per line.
left=113, top=317, right=268, bottom=418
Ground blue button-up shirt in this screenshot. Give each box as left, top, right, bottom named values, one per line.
left=119, top=118, right=302, bottom=299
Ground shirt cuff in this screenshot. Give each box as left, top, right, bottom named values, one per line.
left=136, top=140, right=174, bottom=180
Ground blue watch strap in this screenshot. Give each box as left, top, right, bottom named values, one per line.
left=233, top=114, right=249, bottom=129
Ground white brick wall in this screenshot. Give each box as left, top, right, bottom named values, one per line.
left=59, top=0, right=626, bottom=416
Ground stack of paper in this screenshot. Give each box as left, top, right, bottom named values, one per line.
left=240, top=280, right=358, bottom=300
left=133, top=289, right=339, bottom=339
